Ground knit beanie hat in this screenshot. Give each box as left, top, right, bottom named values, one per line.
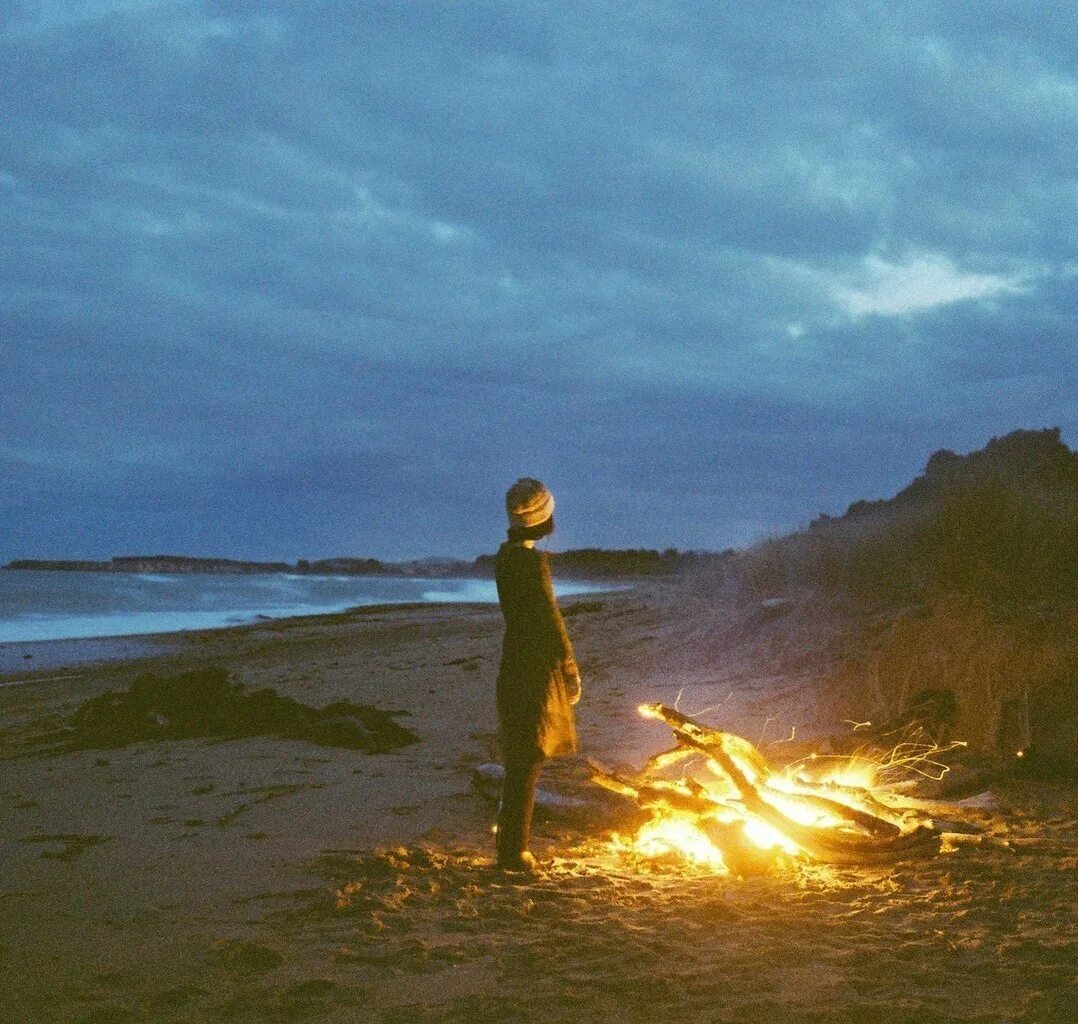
left=505, top=477, right=555, bottom=529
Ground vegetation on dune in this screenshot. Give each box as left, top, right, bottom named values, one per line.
left=691, top=428, right=1078, bottom=773
left=739, top=427, right=1078, bottom=610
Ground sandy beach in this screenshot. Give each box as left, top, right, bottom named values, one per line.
left=1, top=586, right=1075, bottom=1023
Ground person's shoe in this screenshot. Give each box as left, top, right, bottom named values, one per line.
left=497, top=850, right=538, bottom=873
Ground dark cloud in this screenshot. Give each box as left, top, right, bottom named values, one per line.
left=1, top=2, right=1074, bottom=560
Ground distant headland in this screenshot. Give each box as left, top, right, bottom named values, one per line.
left=5, top=549, right=728, bottom=580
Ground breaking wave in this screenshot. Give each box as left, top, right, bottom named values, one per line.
left=0, top=571, right=624, bottom=643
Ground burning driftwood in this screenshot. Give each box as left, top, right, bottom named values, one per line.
left=592, top=703, right=943, bottom=872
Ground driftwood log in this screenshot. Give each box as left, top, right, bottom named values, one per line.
left=593, top=704, right=941, bottom=867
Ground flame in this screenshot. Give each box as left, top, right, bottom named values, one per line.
left=603, top=705, right=957, bottom=872
left=741, top=818, right=792, bottom=851
left=620, top=815, right=729, bottom=870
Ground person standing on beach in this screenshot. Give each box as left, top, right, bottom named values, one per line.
left=494, top=478, right=581, bottom=872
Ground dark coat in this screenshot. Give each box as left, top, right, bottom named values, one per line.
left=495, top=541, right=578, bottom=760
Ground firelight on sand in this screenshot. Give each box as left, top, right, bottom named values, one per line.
left=594, top=703, right=966, bottom=874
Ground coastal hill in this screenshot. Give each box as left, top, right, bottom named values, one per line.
left=657, top=427, right=1077, bottom=772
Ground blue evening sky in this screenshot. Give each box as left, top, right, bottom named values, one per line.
left=1, top=2, right=1075, bottom=560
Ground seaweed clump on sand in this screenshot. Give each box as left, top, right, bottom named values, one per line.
left=56, top=667, right=418, bottom=754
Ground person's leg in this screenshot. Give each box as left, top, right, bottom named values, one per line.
left=515, top=758, right=541, bottom=854
left=496, top=754, right=542, bottom=866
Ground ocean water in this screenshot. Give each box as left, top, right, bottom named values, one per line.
left=0, top=570, right=619, bottom=644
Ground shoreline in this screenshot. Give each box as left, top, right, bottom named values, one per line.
left=0, top=591, right=629, bottom=680
left=0, top=572, right=631, bottom=652
left=0, top=601, right=495, bottom=680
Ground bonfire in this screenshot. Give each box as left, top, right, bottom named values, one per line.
left=592, top=704, right=961, bottom=874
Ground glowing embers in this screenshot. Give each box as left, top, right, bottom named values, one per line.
left=593, top=704, right=947, bottom=873
left=617, top=814, right=728, bottom=870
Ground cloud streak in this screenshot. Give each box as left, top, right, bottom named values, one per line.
left=830, top=253, right=1034, bottom=317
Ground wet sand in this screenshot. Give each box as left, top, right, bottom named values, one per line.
left=0, top=587, right=1074, bottom=1022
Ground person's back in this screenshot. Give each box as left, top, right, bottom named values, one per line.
left=495, top=540, right=572, bottom=667
left=492, top=479, right=581, bottom=871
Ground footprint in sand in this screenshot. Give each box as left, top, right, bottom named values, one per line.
left=210, top=939, right=283, bottom=972
left=20, top=833, right=112, bottom=862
